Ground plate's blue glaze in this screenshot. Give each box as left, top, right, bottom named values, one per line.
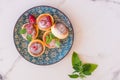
left=13, top=6, right=74, bottom=65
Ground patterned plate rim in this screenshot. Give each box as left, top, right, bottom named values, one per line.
left=13, top=5, right=74, bottom=65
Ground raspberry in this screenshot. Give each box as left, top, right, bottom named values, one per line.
left=29, top=14, right=36, bottom=24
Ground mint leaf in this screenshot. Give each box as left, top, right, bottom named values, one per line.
left=68, top=74, right=79, bottom=78
left=82, top=64, right=91, bottom=71
left=50, top=33, right=55, bottom=39
left=72, top=52, right=82, bottom=67
left=26, top=34, right=32, bottom=42
left=46, top=33, right=55, bottom=44
left=83, top=71, right=91, bottom=75
left=69, top=52, right=98, bottom=79
left=73, top=66, right=81, bottom=72
left=88, top=64, right=98, bottom=72
left=55, top=40, right=61, bottom=48
left=82, top=63, right=98, bottom=75
left=49, top=33, right=52, bottom=40
left=20, top=28, right=26, bottom=34
left=46, top=35, right=52, bottom=44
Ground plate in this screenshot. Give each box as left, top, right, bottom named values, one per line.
left=13, top=6, right=74, bottom=65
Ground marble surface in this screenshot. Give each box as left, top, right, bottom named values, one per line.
left=0, top=0, right=120, bottom=80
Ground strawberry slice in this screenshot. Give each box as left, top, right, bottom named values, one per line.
left=29, top=14, right=36, bottom=24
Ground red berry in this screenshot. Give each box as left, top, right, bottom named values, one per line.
left=29, top=14, right=36, bottom=24
left=32, top=45, right=38, bottom=51
left=46, top=16, right=51, bottom=22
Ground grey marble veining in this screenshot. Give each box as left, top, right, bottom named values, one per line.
left=0, top=59, right=3, bottom=62
left=111, top=69, right=120, bottom=80
left=0, top=56, right=21, bottom=80
left=0, top=74, right=3, bottom=80
left=5, top=56, right=21, bottom=80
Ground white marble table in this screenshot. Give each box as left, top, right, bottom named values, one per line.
left=0, top=0, right=120, bottom=80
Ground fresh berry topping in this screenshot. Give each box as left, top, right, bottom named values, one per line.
left=46, top=16, right=51, bottom=22
left=42, top=16, right=51, bottom=22
left=29, top=14, right=36, bottom=24
left=32, top=45, right=38, bottom=51
left=39, top=16, right=52, bottom=28
left=25, top=24, right=33, bottom=34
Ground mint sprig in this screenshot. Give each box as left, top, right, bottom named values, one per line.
left=46, top=36, right=51, bottom=44
left=46, top=32, right=61, bottom=47
left=69, top=52, right=98, bottom=79
left=55, top=40, right=61, bottom=48
left=26, top=34, right=32, bottom=42
left=20, top=28, right=26, bottom=34
left=46, top=33, right=55, bottom=44
left=49, top=33, right=55, bottom=40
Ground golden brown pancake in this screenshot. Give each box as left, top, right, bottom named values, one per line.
left=43, top=30, right=59, bottom=48
left=28, top=39, right=45, bottom=57
left=36, top=13, right=54, bottom=31
left=21, top=23, right=39, bottom=40
left=51, top=22, right=69, bottom=39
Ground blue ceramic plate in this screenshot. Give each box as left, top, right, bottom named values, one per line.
left=13, top=6, right=74, bottom=65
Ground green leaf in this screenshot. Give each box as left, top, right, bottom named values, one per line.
left=83, top=71, right=91, bottom=75
left=46, top=35, right=52, bottom=44
left=82, top=63, right=98, bottom=75
left=73, top=66, right=81, bottom=72
left=72, top=52, right=82, bottom=67
left=20, top=28, right=26, bottom=34
left=89, top=64, right=98, bottom=72
left=55, top=40, right=61, bottom=48
left=45, top=33, right=55, bottom=44
left=68, top=74, right=79, bottom=78
left=82, top=64, right=91, bottom=71
left=49, top=33, right=52, bottom=40
left=69, top=52, right=98, bottom=79
left=26, top=34, right=32, bottom=42
left=79, top=74, right=86, bottom=78
left=50, top=33, right=55, bottom=39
